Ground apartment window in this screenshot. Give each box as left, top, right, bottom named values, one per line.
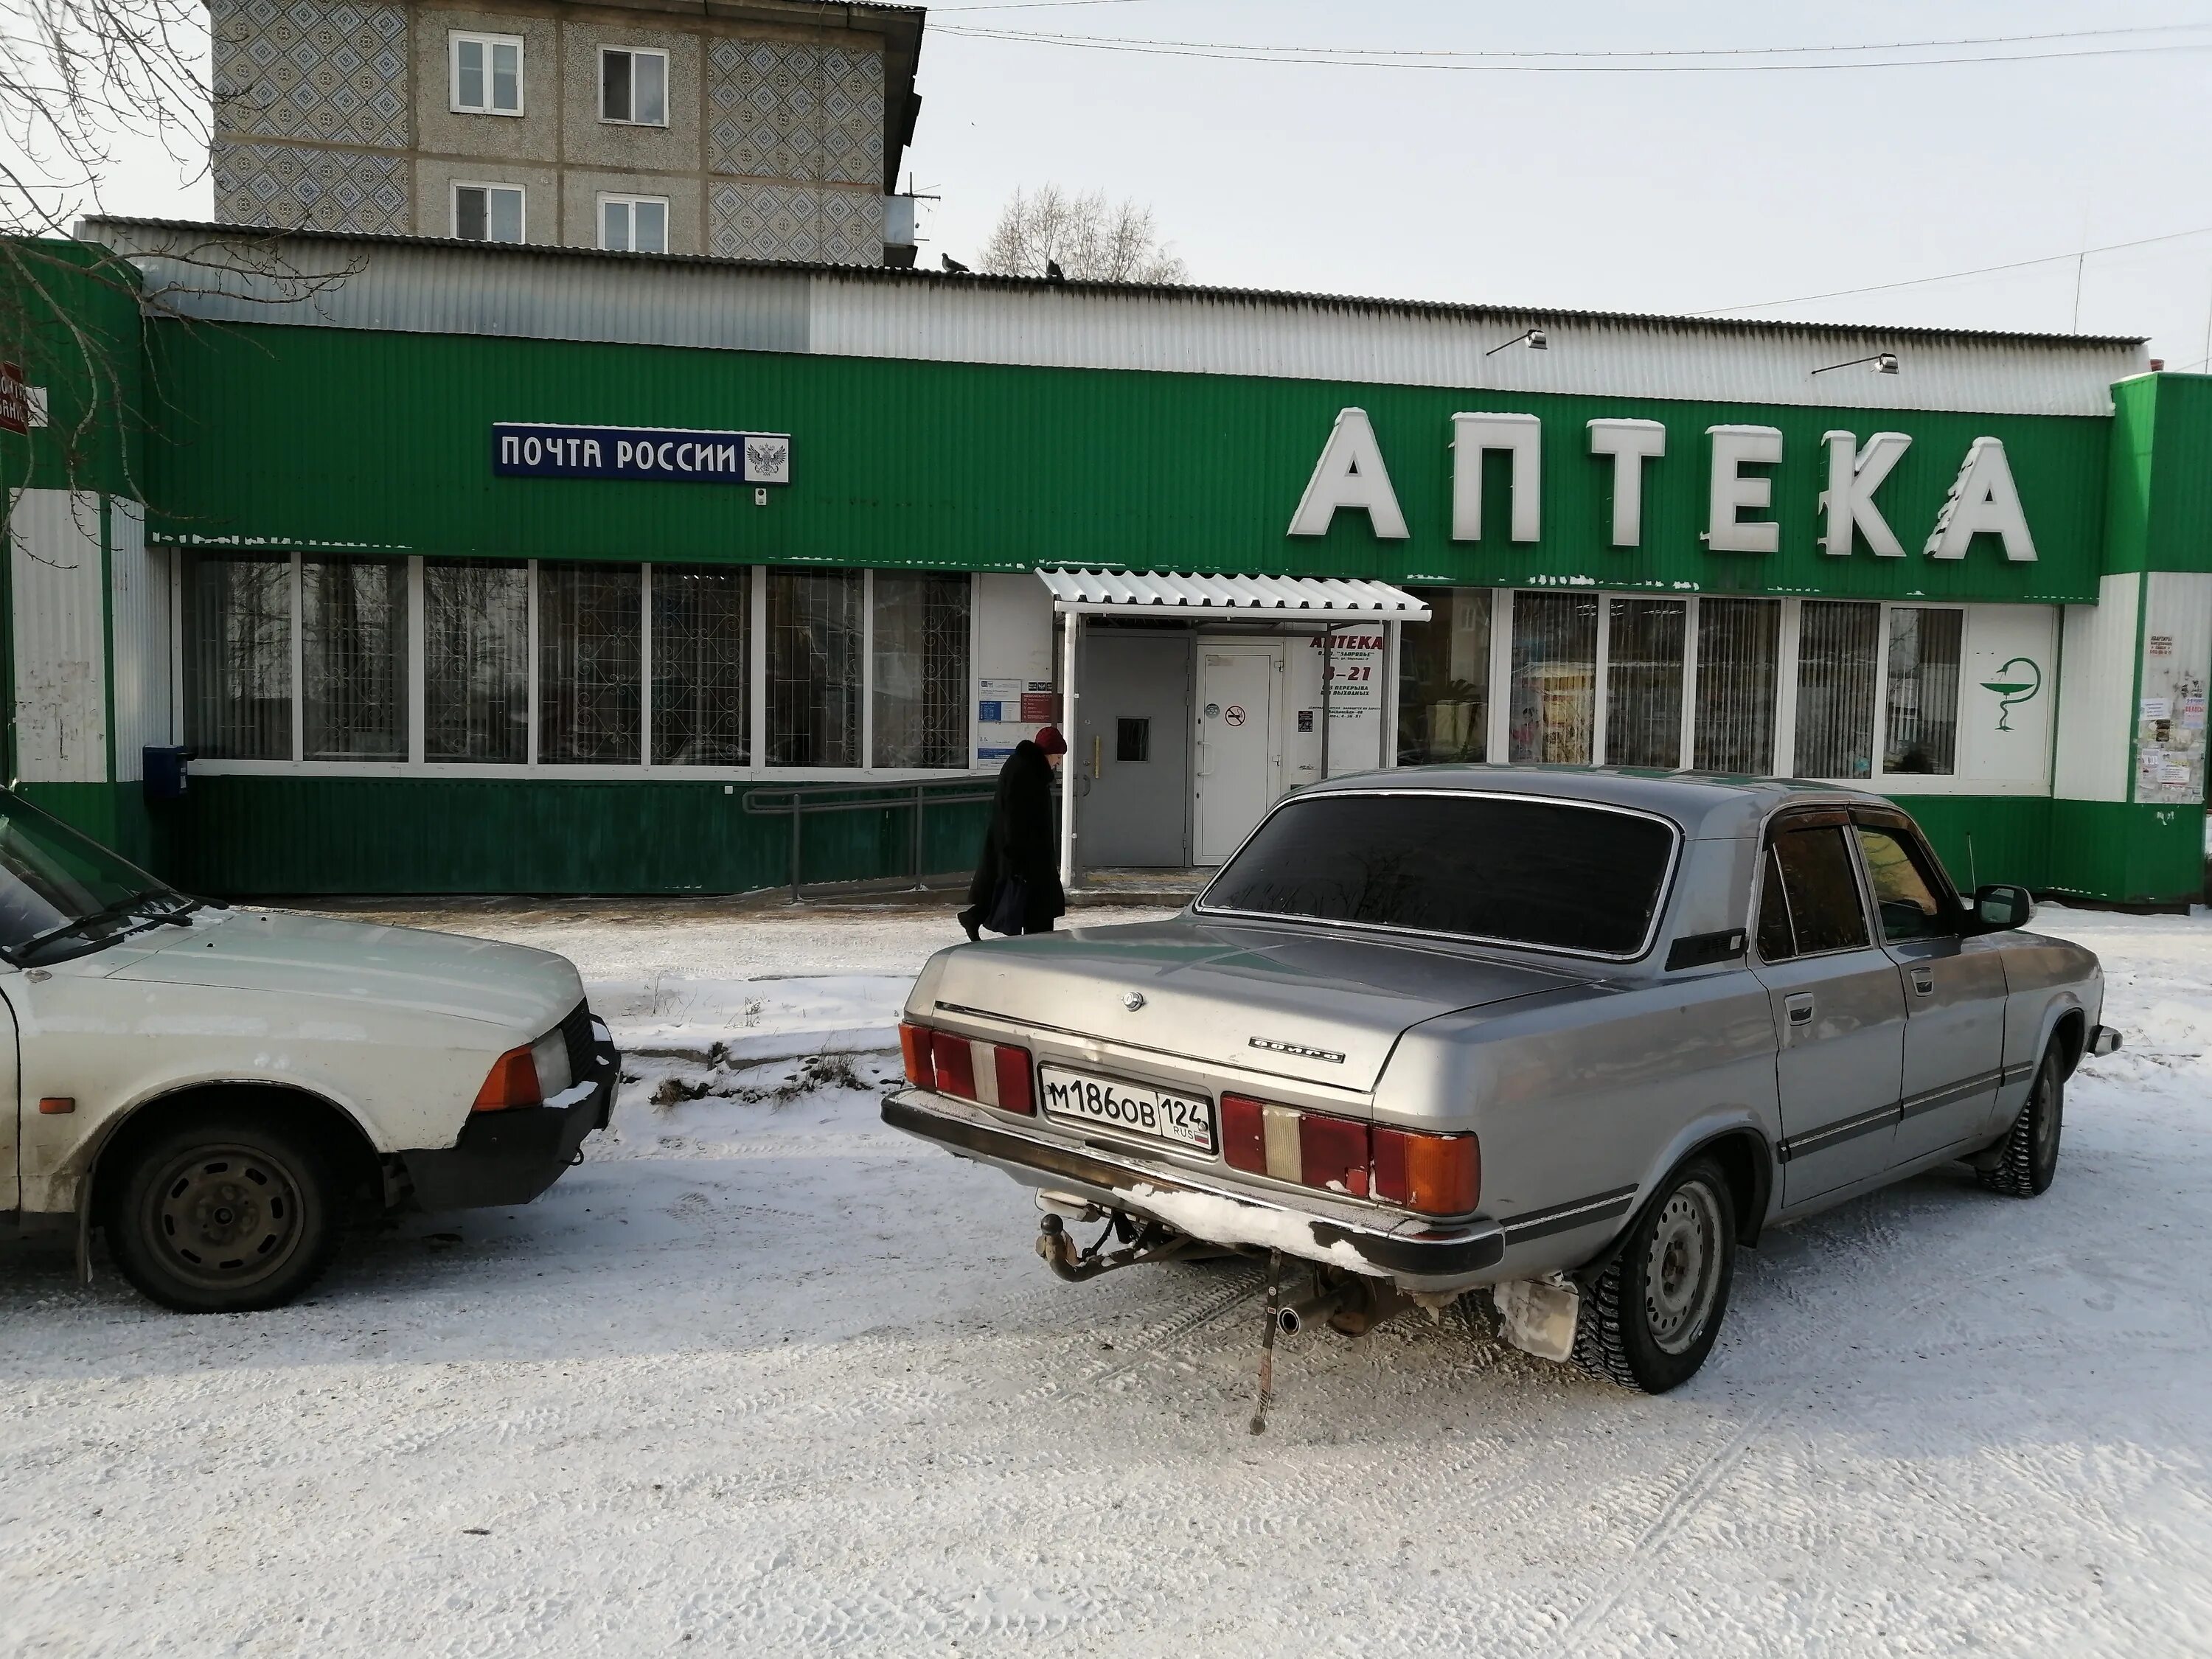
left=599, top=195, right=668, bottom=254
left=1693, top=597, right=1779, bottom=775
left=1397, top=586, right=1491, bottom=763
left=652, top=566, right=749, bottom=765
left=1885, top=608, right=1963, bottom=775
left=1508, top=591, right=1598, bottom=765
left=451, top=32, right=523, bottom=114
left=1604, top=598, right=1686, bottom=769
left=425, top=561, right=528, bottom=763
left=1795, top=600, right=1881, bottom=779
left=600, top=47, right=667, bottom=125
left=182, top=553, right=291, bottom=759
left=872, top=571, right=971, bottom=768
left=453, top=184, right=524, bottom=244
left=539, top=563, right=642, bottom=765
left=302, top=558, right=406, bottom=760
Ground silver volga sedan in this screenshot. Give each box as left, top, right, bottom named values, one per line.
left=885, top=768, right=2120, bottom=1393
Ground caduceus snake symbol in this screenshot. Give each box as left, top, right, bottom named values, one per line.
left=1980, top=655, right=2042, bottom=731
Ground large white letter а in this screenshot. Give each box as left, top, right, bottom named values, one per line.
left=1924, top=437, right=2036, bottom=562
left=1287, top=407, right=1409, bottom=540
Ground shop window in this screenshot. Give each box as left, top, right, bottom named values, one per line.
left=539, top=563, right=642, bottom=765
left=302, top=558, right=406, bottom=761
left=1885, top=608, right=1962, bottom=775
left=768, top=568, right=862, bottom=767
left=1795, top=601, right=1881, bottom=779
left=1604, top=597, right=1686, bottom=768
left=453, top=183, right=524, bottom=243
left=1397, top=586, right=1490, bottom=763
left=1508, top=591, right=1596, bottom=764
left=599, top=195, right=668, bottom=254
left=872, top=571, right=970, bottom=769
left=600, top=47, right=667, bottom=125
left=424, top=561, right=527, bottom=764
left=182, top=552, right=292, bottom=760
left=652, top=566, right=750, bottom=765
left=451, top=33, right=523, bottom=114
left=1694, top=597, right=1778, bottom=775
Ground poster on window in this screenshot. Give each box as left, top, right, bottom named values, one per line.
left=1312, top=626, right=1385, bottom=776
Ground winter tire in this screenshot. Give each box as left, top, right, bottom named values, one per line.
left=1977, top=1040, right=2064, bottom=1198
left=105, top=1110, right=344, bottom=1313
left=1572, top=1155, right=1736, bottom=1394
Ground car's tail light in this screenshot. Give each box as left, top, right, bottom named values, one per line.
left=900, top=1021, right=936, bottom=1089
left=1221, top=1093, right=1477, bottom=1217
left=473, top=1046, right=543, bottom=1111
left=913, top=1023, right=1034, bottom=1115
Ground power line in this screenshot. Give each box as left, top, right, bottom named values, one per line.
left=1693, top=226, right=2212, bottom=316
left=935, top=23, right=2212, bottom=74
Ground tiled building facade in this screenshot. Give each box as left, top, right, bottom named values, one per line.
left=209, top=0, right=922, bottom=263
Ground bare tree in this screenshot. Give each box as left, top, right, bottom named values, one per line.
left=979, top=185, right=1188, bottom=285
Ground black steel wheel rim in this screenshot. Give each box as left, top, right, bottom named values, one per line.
left=141, top=1142, right=307, bottom=1293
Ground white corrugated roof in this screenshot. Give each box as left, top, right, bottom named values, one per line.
left=1038, top=567, right=1431, bottom=619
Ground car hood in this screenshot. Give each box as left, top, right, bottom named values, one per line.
left=914, top=917, right=1591, bottom=1092
left=102, top=908, right=584, bottom=1034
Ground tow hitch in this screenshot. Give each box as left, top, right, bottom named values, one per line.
left=1034, top=1209, right=1217, bottom=1281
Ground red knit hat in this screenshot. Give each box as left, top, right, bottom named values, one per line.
left=1033, top=726, right=1068, bottom=756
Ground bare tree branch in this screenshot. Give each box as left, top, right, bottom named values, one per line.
left=980, top=185, right=1189, bottom=285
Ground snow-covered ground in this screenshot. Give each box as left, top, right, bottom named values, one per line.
left=5, top=897, right=2212, bottom=1658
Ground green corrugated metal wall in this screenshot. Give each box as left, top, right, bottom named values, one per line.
left=144, top=321, right=2112, bottom=603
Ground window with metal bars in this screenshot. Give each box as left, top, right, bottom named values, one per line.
left=767, top=569, right=862, bottom=767
left=652, top=565, right=749, bottom=765
left=424, top=561, right=527, bottom=763
left=871, top=571, right=970, bottom=768
left=182, top=552, right=291, bottom=759
left=538, top=563, right=641, bottom=765
left=302, top=558, right=407, bottom=761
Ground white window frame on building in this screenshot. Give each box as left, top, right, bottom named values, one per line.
left=598, top=194, right=669, bottom=254
left=452, top=182, right=526, bottom=244
left=599, top=46, right=669, bottom=126
left=170, top=554, right=975, bottom=783
left=449, top=32, right=524, bottom=116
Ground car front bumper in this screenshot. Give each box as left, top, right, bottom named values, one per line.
left=401, top=1019, right=620, bottom=1211
left=883, top=1088, right=1506, bottom=1294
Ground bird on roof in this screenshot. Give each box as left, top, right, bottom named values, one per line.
left=1045, top=260, right=1065, bottom=283
left=940, top=254, right=970, bottom=274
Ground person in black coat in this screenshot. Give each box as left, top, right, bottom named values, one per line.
left=959, top=726, right=1068, bottom=939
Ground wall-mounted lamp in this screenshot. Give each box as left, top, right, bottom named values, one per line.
left=1812, top=351, right=1899, bottom=377
left=1484, top=327, right=1548, bottom=357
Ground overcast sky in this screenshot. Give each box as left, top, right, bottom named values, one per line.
left=97, top=1, right=2212, bottom=363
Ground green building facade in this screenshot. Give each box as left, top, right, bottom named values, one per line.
left=3, top=222, right=2207, bottom=903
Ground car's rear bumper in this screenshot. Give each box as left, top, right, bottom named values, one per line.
left=883, top=1088, right=1506, bottom=1293
left=400, top=1019, right=620, bottom=1211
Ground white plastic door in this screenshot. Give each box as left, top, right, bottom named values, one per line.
left=1195, top=646, right=1279, bottom=865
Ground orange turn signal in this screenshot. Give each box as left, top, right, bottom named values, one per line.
left=38, top=1096, right=74, bottom=1116
left=472, top=1047, right=542, bottom=1111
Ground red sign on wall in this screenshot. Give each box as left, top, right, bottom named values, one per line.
left=0, top=364, right=27, bottom=436
left=1018, top=691, right=1059, bottom=723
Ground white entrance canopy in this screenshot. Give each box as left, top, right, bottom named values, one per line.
left=1037, top=566, right=1432, bottom=622
left=1040, top=568, right=1430, bottom=888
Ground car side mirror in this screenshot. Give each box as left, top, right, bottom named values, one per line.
left=1971, top=883, right=2034, bottom=932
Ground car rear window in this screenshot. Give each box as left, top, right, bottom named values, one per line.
left=1198, top=792, right=1678, bottom=957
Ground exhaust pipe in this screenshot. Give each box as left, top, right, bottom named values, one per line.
left=1276, top=1284, right=1352, bottom=1336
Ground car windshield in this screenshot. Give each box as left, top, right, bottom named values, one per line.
left=1198, top=791, right=1678, bottom=957
left=0, top=793, right=187, bottom=964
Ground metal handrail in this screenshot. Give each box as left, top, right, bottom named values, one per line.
left=742, top=777, right=996, bottom=898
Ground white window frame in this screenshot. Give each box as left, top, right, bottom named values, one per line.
left=597, top=192, right=670, bottom=254
left=598, top=45, right=669, bottom=126
left=449, top=31, right=525, bottom=116
left=451, top=181, right=526, bottom=244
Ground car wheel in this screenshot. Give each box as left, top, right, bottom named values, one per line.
left=105, top=1110, right=344, bottom=1313
left=1571, top=1155, right=1736, bottom=1394
left=1977, top=1041, right=2064, bottom=1198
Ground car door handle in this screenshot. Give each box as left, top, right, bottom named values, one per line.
left=1785, top=993, right=1815, bottom=1026
left=1910, top=967, right=1935, bottom=996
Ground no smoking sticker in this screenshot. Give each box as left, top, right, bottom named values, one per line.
left=1224, top=705, right=1247, bottom=726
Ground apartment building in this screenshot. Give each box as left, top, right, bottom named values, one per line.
left=209, top=0, right=925, bottom=264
